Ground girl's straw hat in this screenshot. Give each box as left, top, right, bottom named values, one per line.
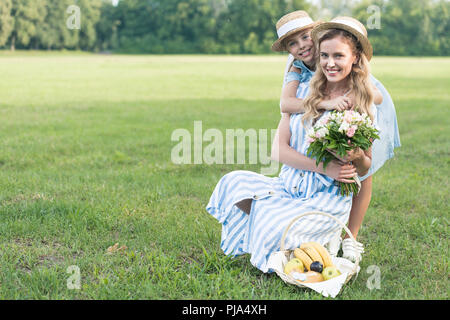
left=272, top=11, right=320, bottom=52
left=311, top=16, right=373, bottom=60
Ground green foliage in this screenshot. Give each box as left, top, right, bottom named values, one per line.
left=0, top=0, right=448, bottom=55
left=0, top=0, right=13, bottom=46
left=352, top=0, right=450, bottom=56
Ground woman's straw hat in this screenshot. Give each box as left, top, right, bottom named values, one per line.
left=272, top=11, right=320, bottom=52
left=311, top=16, right=373, bottom=60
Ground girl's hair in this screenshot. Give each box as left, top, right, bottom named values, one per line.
left=302, top=29, right=374, bottom=125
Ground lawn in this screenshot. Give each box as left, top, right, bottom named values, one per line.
left=0, top=52, right=448, bottom=299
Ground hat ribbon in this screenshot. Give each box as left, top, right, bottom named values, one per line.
left=277, top=17, right=314, bottom=38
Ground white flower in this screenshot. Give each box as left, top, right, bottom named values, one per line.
left=315, top=127, right=329, bottom=139
left=338, top=121, right=350, bottom=133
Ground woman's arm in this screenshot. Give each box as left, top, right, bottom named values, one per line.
left=328, top=146, right=372, bottom=177
left=271, top=114, right=358, bottom=183
left=351, top=147, right=372, bottom=177
left=372, top=83, right=383, bottom=105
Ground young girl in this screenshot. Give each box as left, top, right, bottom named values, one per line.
left=272, top=13, right=401, bottom=262
left=205, top=18, right=374, bottom=274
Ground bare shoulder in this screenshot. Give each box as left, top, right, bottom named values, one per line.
left=289, top=65, right=302, bottom=74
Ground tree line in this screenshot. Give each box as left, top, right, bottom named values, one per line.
left=0, top=0, right=448, bottom=56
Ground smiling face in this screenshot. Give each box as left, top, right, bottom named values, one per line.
left=319, top=36, right=358, bottom=83
left=284, top=28, right=315, bottom=66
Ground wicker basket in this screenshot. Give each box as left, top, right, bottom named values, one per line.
left=267, top=211, right=361, bottom=298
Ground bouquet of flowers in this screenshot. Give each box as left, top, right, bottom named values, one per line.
left=306, top=109, right=380, bottom=196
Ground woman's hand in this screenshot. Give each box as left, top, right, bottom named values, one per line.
left=323, top=160, right=357, bottom=183
left=327, top=146, right=365, bottom=163
left=319, top=96, right=353, bottom=112
left=326, top=138, right=365, bottom=163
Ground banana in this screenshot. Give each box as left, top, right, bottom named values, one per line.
left=300, top=243, right=324, bottom=265
left=309, top=242, right=334, bottom=268
left=293, top=248, right=313, bottom=271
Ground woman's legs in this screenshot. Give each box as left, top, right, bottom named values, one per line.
left=344, top=176, right=373, bottom=239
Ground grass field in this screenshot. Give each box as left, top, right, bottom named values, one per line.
left=0, top=52, right=448, bottom=300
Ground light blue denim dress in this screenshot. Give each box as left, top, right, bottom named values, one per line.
left=282, top=57, right=401, bottom=180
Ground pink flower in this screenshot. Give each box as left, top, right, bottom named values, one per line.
left=346, top=125, right=357, bottom=137
left=343, top=111, right=353, bottom=124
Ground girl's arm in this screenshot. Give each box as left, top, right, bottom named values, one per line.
left=280, top=67, right=353, bottom=113
left=280, top=67, right=304, bottom=114
left=271, top=114, right=358, bottom=183
left=280, top=79, right=302, bottom=113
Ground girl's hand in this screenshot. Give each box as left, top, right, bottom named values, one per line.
left=324, top=160, right=357, bottom=183
left=320, top=96, right=353, bottom=112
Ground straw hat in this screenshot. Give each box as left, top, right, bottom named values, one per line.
left=311, top=16, right=373, bottom=61
left=272, top=11, right=320, bottom=52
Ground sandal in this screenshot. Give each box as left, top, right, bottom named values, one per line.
left=342, top=238, right=364, bottom=263
left=325, top=230, right=342, bottom=258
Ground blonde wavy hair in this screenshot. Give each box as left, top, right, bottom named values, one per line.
left=303, top=29, right=374, bottom=125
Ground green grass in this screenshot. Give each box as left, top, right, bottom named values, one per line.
left=0, top=53, right=448, bottom=299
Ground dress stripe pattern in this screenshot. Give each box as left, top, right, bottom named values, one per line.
left=206, top=113, right=352, bottom=273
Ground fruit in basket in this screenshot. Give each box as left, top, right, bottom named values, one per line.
left=322, top=266, right=341, bottom=281
left=284, top=258, right=304, bottom=275
left=310, top=261, right=323, bottom=273
left=293, top=248, right=313, bottom=271
left=300, top=243, right=324, bottom=265
left=294, top=271, right=324, bottom=283
left=307, top=241, right=334, bottom=268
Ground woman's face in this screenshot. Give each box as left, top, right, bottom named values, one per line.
left=319, top=36, right=358, bottom=84
left=285, top=29, right=315, bottom=66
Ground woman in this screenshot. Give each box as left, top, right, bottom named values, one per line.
left=205, top=18, right=375, bottom=273
left=275, top=15, right=400, bottom=262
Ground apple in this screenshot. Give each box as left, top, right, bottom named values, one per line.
left=322, top=266, right=341, bottom=281
left=284, top=258, right=304, bottom=275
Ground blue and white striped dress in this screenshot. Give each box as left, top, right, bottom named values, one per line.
left=206, top=55, right=400, bottom=273
left=206, top=111, right=352, bottom=273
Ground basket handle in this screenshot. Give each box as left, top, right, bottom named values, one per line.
left=279, top=211, right=360, bottom=276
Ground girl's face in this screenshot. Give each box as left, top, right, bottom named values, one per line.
left=285, top=29, right=315, bottom=66
left=319, top=36, right=358, bottom=84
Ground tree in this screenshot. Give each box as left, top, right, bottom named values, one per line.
left=0, top=0, right=13, bottom=47
left=315, top=0, right=358, bottom=20
left=10, top=0, right=47, bottom=51
left=37, top=0, right=79, bottom=50
left=353, top=0, right=450, bottom=56
left=77, top=0, right=103, bottom=50
left=216, top=0, right=312, bottom=53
